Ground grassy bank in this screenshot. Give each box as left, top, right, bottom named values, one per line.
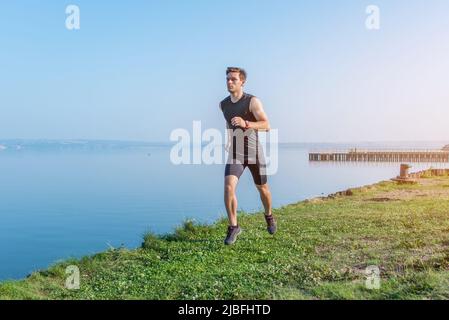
left=1, top=174, right=449, bottom=300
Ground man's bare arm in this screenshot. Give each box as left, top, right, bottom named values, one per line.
left=247, top=97, right=270, bottom=131
left=225, top=123, right=232, bottom=152
left=220, top=102, right=232, bottom=151
left=230, top=97, right=271, bottom=131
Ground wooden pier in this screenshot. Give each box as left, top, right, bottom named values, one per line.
left=309, top=149, right=449, bottom=162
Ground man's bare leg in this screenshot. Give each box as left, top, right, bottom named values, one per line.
left=256, top=183, right=277, bottom=234
left=256, top=183, right=272, bottom=216
left=224, top=175, right=239, bottom=226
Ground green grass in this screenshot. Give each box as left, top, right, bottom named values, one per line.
left=1, top=176, right=449, bottom=300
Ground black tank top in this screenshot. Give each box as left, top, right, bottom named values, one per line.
left=220, top=92, right=262, bottom=162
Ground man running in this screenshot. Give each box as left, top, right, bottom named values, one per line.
left=219, top=67, right=277, bottom=245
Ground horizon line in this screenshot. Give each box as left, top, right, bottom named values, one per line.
left=1, top=138, right=449, bottom=145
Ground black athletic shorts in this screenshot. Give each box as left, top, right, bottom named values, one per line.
left=225, top=158, right=267, bottom=185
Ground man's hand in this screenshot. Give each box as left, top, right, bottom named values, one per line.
left=231, top=117, right=246, bottom=128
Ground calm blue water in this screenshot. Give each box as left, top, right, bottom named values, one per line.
left=1, top=141, right=448, bottom=281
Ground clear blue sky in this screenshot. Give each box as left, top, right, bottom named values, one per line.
left=1, top=0, right=448, bottom=143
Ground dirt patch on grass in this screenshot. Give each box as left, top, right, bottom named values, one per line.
left=366, top=197, right=398, bottom=202
left=380, top=189, right=449, bottom=200
left=372, top=177, right=449, bottom=201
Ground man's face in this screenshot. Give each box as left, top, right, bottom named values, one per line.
left=226, top=72, right=244, bottom=93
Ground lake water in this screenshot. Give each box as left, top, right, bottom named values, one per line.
left=1, top=141, right=448, bottom=281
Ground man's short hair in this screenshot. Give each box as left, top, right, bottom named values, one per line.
left=226, top=67, right=247, bottom=82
